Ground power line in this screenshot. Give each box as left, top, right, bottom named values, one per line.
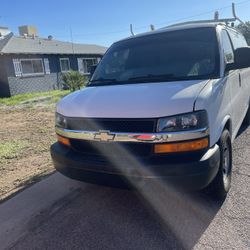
left=70, top=27, right=75, bottom=54
left=152, top=0, right=250, bottom=28
left=54, top=0, right=250, bottom=39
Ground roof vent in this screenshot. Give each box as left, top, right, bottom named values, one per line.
left=48, top=35, right=53, bottom=40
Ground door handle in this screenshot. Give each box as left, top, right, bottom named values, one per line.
left=239, top=73, right=242, bottom=87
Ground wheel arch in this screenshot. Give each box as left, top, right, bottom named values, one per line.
left=219, top=115, right=232, bottom=140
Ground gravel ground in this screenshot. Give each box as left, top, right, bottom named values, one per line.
left=5, top=123, right=250, bottom=250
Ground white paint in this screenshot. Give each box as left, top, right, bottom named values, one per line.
left=57, top=80, right=209, bottom=118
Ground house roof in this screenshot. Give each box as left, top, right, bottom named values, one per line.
left=0, top=33, right=107, bottom=55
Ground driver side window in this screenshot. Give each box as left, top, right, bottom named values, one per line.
left=221, top=30, right=234, bottom=64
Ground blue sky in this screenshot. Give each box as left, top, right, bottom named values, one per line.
left=1, top=0, right=250, bottom=47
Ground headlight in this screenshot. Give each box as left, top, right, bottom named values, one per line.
left=55, top=113, right=67, bottom=128
left=157, top=111, right=208, bottom=132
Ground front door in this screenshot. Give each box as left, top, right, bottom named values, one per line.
left=221, top=29, right=245, bottom=139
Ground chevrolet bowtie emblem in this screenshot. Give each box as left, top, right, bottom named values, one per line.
left=94, top=131, right=115, bottom=142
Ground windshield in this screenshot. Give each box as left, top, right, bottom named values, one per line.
left=90, top=28, right=220, bottom=86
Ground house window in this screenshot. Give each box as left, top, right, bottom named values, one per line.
left=20, top=59, right=44, bottom=76
left=60, top=58, right=70, bottom=72
left=78, top=58, right=98, bottom=74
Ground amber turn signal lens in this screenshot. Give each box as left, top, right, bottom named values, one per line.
left=57, top=134, right=71, bottom=146
left=154, top=137, right=209, bottom=153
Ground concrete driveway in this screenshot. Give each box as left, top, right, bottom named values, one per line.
left=0, top=124, right=249, bottom=250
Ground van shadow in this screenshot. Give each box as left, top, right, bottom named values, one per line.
left=28, top=181, right=223, bottom=250
left=86, top=183, right=224, bottom=250
left=133, top=182, right=224, bottom=249
left=236, top=122, right=249, bottom=138
left=18, top=178, right=224, bottom=250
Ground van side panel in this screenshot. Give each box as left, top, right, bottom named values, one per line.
left=196, top=26, right=250, bottom=147
left=194, top=78, right=233, bottom=146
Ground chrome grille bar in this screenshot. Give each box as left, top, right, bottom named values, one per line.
left=56, top=127, right=209, bottom=144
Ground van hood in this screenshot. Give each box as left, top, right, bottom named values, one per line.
left=57, top=80, right=210, bottom=118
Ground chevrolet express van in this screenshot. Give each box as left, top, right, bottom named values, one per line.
left=51, top=23, right=250, bottom=198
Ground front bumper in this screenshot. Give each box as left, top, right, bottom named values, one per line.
left=50, top=142, right=220, bottom=190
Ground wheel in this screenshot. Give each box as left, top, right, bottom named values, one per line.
left=206, top=129, right=232, bottom=199
left=244, top=105, right=250, bottom=126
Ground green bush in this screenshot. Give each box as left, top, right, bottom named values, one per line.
left=236, top=21, right=250, bottom=45
left=62, top=71, right=88, bottom=92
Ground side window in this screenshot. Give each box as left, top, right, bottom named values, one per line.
left=60, top=58, right=70, bottom=72
left=83, top=58, right=98, bottom=74
left=221, top=30, right=234, bottom=64
left=228, top=30, right=248, bottom=49
left=77, top=58, right=98, bottom=74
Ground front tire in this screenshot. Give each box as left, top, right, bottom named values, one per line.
left=206, top=129, right=232, bottom=199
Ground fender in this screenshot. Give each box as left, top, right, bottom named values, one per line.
left=218, top=115, right=232, bottom=142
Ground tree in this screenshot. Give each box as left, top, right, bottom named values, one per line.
left=62, top=71, right=88, bottom=92
left=236, top=21, right=250, bottom=45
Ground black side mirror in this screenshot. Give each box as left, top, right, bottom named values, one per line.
left=234, top=47, right=250, bottom=69
left=89, top=64, right=97, bottom=77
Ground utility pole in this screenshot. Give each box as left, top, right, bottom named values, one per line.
left=70, top=27, right=75, bottom=54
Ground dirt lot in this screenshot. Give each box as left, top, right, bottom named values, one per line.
left=0, top=103, right=56, bottom=202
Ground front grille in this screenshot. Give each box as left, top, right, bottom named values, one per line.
left=70, top=139, right=153, bottom=157
left=66, top=118, right=156, bottom=133
left=67, top=118, right=156, bottom=158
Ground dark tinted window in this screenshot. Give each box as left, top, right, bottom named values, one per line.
left=90, top=28, right=220, bottom=85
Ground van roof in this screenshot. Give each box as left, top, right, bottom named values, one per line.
left=117, top=22, right=238, bottom=43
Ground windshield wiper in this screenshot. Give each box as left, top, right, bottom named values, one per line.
left=128, top=74, right=178, bottom=82
left=89, top=74, right=190, bottom=86
left=90, top=77, right=118, bottom=83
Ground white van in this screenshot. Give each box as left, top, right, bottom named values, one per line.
left=51, top=22, right=250, bottom=198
